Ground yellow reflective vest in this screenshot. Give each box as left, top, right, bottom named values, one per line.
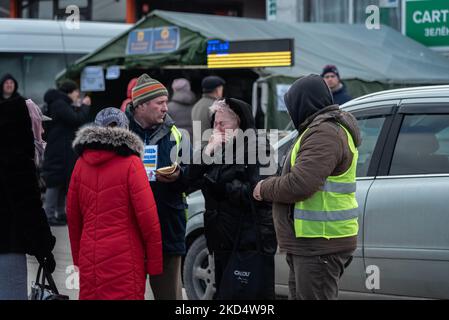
left=290, top=124, right=359, bottom=239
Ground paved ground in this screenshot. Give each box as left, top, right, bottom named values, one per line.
left=26, top=226, right=186, bottom=300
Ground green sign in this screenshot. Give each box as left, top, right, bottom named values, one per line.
left=403, top=0, right=449, bottom=49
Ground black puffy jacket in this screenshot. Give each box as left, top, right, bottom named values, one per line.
left=0, top=97, right=56, bottom=257
left=41, top=89, right=90, bottom=188
left=188, top=98, right=277, bottom=254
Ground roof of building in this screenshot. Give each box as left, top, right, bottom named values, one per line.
left=63, top=10, right=449, bottom=84
left=0, top=18, right=131, bottom=53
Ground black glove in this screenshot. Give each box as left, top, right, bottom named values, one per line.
left=36, top=252, right=56, bottom=274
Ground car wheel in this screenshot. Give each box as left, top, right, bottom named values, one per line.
left=183, top=235, right=215, bottom=300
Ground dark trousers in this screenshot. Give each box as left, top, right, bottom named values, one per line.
left=43, top=185, right=66, bottom=219
left=149, top=254, right=183, bottom=300
left=286, top=252, right=354, bottom=300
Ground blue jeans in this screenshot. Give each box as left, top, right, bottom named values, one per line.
left=0, top=253, right=28, bottom=300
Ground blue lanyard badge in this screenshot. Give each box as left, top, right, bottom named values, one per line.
left=143, top=145, right=158, bottom=182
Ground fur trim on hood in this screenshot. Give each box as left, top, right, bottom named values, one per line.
left=73, top=125, right=144, bottom=159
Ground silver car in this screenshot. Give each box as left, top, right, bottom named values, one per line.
left=183, top=85, right=449, bottom=300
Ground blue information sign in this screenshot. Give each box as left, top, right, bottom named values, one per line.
left=126, top=27, right=180, bottom=55
left=126, top=29, right=153, bottom=55
left=151, top=26, right=180, bottom=53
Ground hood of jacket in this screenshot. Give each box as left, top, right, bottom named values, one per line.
left=0, top=73, right=20, bottom=100
left=227, top=97, right=255, bottom=131
left=44, top=89, right=71, bottom=105
left=284, top=74, right=334, bottom=130
left=171, top=90, right=196, bottom=106
left=73, top=125, right=144, bottom=166
left=210, top=97, right=255, bottom=131
left=306, top=105, right=362, bottom=147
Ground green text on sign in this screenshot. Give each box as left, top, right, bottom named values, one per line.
left=403, top=0, right=449, bottom=49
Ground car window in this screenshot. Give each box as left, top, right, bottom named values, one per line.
left=356, top=116, right=386, bottom=177
left=390, top=114, right=449, bottom=175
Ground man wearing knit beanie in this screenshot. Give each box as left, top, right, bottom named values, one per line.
left=320, top=64, right=352, bottom=105
left=128, top=73, right=189, bottom=300
left=132, top=74, right=169, bottom=109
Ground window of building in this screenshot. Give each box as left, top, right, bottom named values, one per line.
left=0, top=0, right=9, bottom=17
left=55, top=0, right=91, bottom=20
left=302, top=0, right=401, bottom=30
left=19, top=0, right=92, bottom=20
left=38, top=0, right=52, bottom=19
left=354, top=0, right=401, bottom=30
left=307, top=0, right=349, bottom=23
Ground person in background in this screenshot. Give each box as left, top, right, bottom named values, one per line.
left=0, top=94, right=56, bottom=300
left=0, top=73, right=20, bottom=102
left=168, top=78, right=196, bottom=140
left=191, top=76, right=225, bottom=147
left=121, top=78, right=138, bottom=112
left=41, top=80, right=91, bottom=226
left=321, top=65, right=352, bottom=105
left=67, top=107, right=162, bottom=300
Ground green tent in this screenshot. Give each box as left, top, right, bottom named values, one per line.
left=60, top=10, right=449, bottom=129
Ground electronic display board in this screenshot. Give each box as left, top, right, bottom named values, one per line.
left=207, top=39, right=294, bottom=68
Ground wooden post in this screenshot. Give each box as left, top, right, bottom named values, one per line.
left=126, top=0, right=136, bottom=24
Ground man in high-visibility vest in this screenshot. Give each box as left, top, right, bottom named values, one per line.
left=253, top=74, right=362, bottom=300
left=128, top=74, right=189, bottom=300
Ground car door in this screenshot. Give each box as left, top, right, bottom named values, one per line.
left=364, top=99, right=449, bottom=299
left=338, top=103, right=397, bottom=296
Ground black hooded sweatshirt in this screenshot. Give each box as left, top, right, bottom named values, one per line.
left=0, top=74, right=20, bottom=102
left=284, top=74, right=334, bottom=132
left=41, top=89, right=90, bottom=188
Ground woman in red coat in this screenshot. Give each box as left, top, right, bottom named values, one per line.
left=67, top=107, right=162, bottom=300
